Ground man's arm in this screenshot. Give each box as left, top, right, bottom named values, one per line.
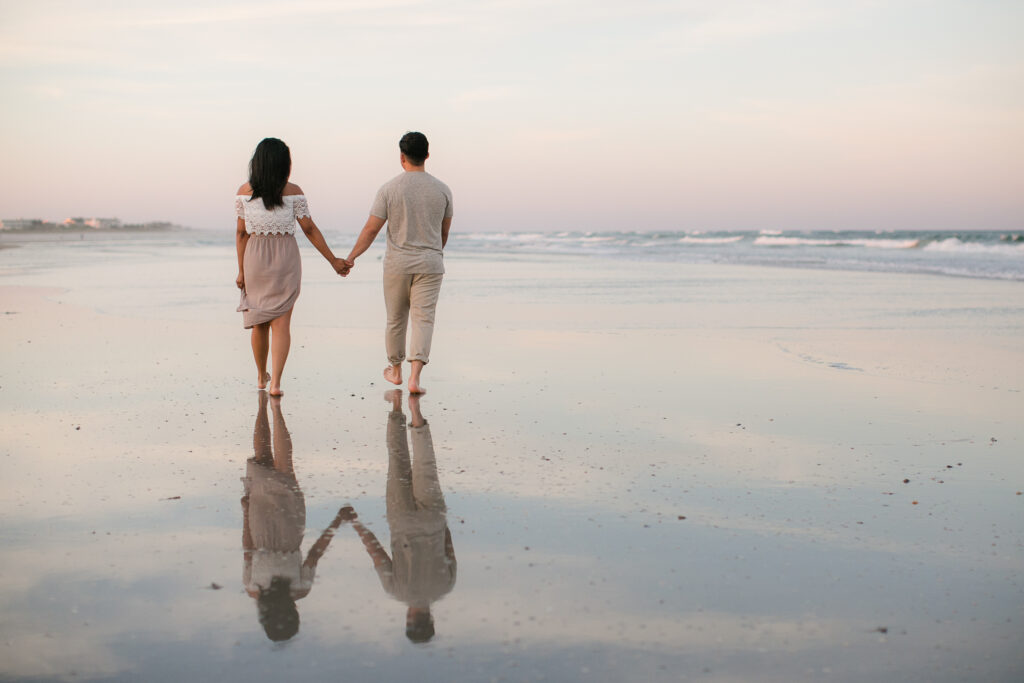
left=441, top=216, right=452, bottom=248
left=351, top=519, right=392, bottom=571
left=346, top=215, right=387, bottom=265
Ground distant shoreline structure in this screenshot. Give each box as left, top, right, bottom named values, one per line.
left=0, top=217, right=185, bottom=232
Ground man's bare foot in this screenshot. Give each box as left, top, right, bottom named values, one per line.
left=383, top=365, right=402, bottom=386
left=258, top=371, right=270, bottom=390
left=384, top=389, right=402, bottom=411
left=408, top=360, right=425, bottom=395
left=408, top=393, right=425, bottom=426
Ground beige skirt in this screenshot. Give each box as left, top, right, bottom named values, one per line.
left=238, top=234, right=301, bottom=328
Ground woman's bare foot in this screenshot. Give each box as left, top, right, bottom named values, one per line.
left=384, top=389, right=402, bottom=411
left=383, top=365, right=402, bottom=386
left=257, top=371, right=270, bottom=390
left=268, top=385, right=283, bottom=397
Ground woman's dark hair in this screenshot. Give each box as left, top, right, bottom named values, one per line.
left=257, top=576, right=300, bottom=641
left=399, top=132, right=429, bottom=166
left=248, top=138, right=291, bottom=210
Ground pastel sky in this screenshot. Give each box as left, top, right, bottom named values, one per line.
left=1, top=0, right=1021, bottom=232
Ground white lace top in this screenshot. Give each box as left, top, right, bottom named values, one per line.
left=235, top=194, right=311, bottom=235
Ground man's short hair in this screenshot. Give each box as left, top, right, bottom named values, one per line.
left=399, top=132, right=429, bottom=166
left=405, top=610, right=435, bottom=643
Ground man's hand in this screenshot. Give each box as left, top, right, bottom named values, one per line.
left=335, top=505, right=358, bottom=523
left=333, top=258, right=353, bottom=276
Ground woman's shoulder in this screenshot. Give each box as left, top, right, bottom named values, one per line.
left=237, top=182, right=252, bottom=196
left=283, top=182, right=304, bottom=197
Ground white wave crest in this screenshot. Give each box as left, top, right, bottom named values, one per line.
left=754, top=236, right=919, bottom=249
left=460, top=232, right=547, bottom=242
left=924, top=238, right=1024, bottom=256
left=679, top=235, right=744, bottom=244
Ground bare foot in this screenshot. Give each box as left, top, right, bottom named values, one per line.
left=407, top=393, right=425, bottom=426
left=269, top=386, right=284, bottom=397
left=408, top=379, right=426, bottom=395
left=258, top=371, right=270, bottom=390
left=384, top=389, right=402, bottom=411
left=383, top=365, right=402, bottom=386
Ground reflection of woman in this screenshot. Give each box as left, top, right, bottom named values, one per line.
left=347, top=391, right=456, bottom=643
left=235, top=137, right=349, bottom=396
left=241, top=392, right=352, bottom=641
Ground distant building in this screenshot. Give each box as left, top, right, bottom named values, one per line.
left=2, top=216, right=177, bottom=231
left=59, top=217, right=120, bottom=229
left=0, top=218, right=47, bottom=231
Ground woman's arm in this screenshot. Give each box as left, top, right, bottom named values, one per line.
left=302, top=505, right=354, bottom=569
left=346, top=215, right=387, bottom=264
left=235, top=217, right=249, bottom=289
left=297, top=215, right=350, bottom=275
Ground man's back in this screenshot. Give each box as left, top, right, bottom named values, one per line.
left=372, top=172, right=453, bottom=274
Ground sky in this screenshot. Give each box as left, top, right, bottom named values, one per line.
left=0, top=0, right=1021, bottom=233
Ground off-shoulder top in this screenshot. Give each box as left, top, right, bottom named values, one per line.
left=235, top=194, right=311, bottom=235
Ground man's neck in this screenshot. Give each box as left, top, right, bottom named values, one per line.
left=400, top=155, right=426, bottom=173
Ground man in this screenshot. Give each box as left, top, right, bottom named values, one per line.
left=344, top=390, right=457, bottom=644
left=345, top=131, right=453, bottom=394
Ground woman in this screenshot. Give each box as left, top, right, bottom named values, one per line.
left=235, top=138, right=349, bottom=396
left=241, top=391, right=355, bottom=641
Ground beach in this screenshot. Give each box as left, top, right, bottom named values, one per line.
left=1, top=232, right=1022, bottom=682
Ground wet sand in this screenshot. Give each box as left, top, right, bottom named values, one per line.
left=1, top=245, right=1022, bottom=682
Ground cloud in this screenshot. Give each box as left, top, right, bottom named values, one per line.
left=450, top=85, right=522, bottom=109
left=646, top=0, right=861, bottom=54
left=517, top=127, right=603, bottom=144
left=28, top=85, right=66, bottom=100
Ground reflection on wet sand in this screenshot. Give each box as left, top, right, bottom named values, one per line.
left=241, top=392, right=353, bottom=641
left=346, top=390, right=457, bottom=643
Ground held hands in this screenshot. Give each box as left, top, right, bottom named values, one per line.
left=332, top=257, right=354, bottom=277
left=335, top=505, right=358, bottom=524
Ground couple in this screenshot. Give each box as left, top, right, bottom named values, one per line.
left=234, top=132, right=453, bottom=396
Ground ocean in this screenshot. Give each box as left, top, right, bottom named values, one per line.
left=5, top=228, right=1020, bottom=282
left=453, top=229, right=1024, bottom=281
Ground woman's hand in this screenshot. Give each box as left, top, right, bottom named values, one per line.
left=236, top=271, right=245, bottom=289
left=333, top=257, right=353, bottom=277
left=335, top=505, right=358, bottom=523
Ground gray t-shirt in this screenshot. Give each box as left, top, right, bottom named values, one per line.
left=371, top=171, right=453, bottom=274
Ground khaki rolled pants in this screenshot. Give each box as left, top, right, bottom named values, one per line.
left=383, top=271, right=443, bottom=365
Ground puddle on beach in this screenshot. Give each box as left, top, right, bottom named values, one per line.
left=2, top=372, right=1021, bottom=682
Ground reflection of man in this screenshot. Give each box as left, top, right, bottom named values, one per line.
left=347, top=390, right=456, bottom=643
left=241, top=392, right=352, bottom=641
